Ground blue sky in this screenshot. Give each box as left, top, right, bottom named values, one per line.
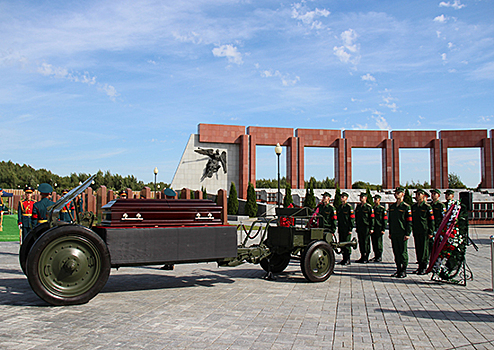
left=1, top=0, right=493, bottom=187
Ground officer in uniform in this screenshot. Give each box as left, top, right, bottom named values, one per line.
left=355, top=192, right=374, bottom=263
left=32, top=183, right=55, bottom=227
left=371, top=194, right=387, bottom=262
left=18, top=186, right=35, bottom=242
left=388, top=187, right=412, bottom=278
left=119, top=190, right=128, bottom=199
left=316, top=192, right=337, bottom=239
left=430, top=189, right=446, bottom=251
left=59, top=189, right=75, bottom=222
left=337, top=192, right=355, bottom=265
left=411, top=189, right=435, bottom=275
left=0, top=188, right=5, bottom=231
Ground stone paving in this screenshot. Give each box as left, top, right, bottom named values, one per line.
left=0, top=226, right=493, bottom=350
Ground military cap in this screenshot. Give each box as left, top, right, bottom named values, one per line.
left=414, top=188, right=427, bottom=195
left=359, top=192, right=367, bottom=197
left=38, top=183, right=53, bottom=194
left=164, top=188, right=176, bottom=197
left=431, top=189, right=441, bottom=195
left=62, top=189, right=69, bottom=195
left=373, top=194, right=381, bottom=199
left=395, top=187, right=405, bottom=193
left=341, top=192, right=349, bottom=198
left=24, top=186, right=34, bottom=193
left=445, top=189, right=454, bottom=195
left=119, top=190, right=128, bottom=197
left=323, top=192, right=331, bottom=198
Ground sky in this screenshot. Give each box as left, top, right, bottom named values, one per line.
left=1, top=0, right=493, bottom=188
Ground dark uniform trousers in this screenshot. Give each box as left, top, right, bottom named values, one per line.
left=389, top=202, right=412, bottom=272
left=372, top=204, right=387, bottom=260
left=18, top=200, right=35, bottom=241
left=431, top=201, right=446, bottom=252
left=411, top=201, right=435, bottom=272
left=337, top=203, right=355, bottom=261
left=355, top=203, right=374, bottom=260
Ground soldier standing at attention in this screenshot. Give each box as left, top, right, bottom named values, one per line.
left=337, top=192, right=355, bottom=265
left=0, top=188, right=5, bottom=231
left=316, top=192, right=337, bottom=239
left=18, top=186, right=35, bottom=242
left=371, top=194, right=387, bottom=262
left=60, top=189, right=75, bottom=222
left=411, top=189, right=435, bottom=275
left=388, top=187, right=412, bottom=278
left=430, top=189, right=446, bottom=249
left=32, top=183, right=55, bottom=227
left=445, top=189, right=455, bottom=209
left=355, top=192, right=374, bottom=263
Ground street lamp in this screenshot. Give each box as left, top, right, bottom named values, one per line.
left=154, top=167, right=158, bottom=199
left=275, top=143, right=282, bottom=208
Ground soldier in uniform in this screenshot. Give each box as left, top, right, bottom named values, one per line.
left=59, top=189, right=75, bottom=222
left=0, top=188, right=5, bottom=231
left=355, top=192, right=374, bottom=263
left=337, top=192, right=355, bottom=265
left=445, top=189, right=455, bottom=209
left=430, top=189, right=446, bottom=251
left=32, top=183, right=55, bottom=227
left=371, top=194, right=387, bottom=262
left=316, top=192, right=337, bottom=238
left=388, top=187, right=412, bottom=278
left=119, top=190, right=128, bottom=199
left=18, top=186, right=35, bottom=242
left=411, top=189, right=435, bottom=275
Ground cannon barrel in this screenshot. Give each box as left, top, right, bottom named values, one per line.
left=331, top=237, right=358, bottom=252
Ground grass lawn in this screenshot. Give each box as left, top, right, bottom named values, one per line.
left=0, top=214, right=21, bottom=242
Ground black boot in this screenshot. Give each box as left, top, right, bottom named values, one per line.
left=398, top=265, right=407, bottom=278
left=356, top=256, right=366, bottom=263
left=418, top=263, right=428, bottom=275
left=391, top=265, right=400, bottom=277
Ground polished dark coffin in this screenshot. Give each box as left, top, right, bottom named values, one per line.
left=98, top=225, right=238, bottom=266
left=101, top=199, right=223, bottom=227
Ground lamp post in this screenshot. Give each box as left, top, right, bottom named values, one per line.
left=275, top=143, right=282, bottom=208
left=154, top=167, right=158, bottom=199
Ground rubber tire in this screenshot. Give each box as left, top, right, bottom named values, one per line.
left=300, top=240, right=335, bottom=282
left=260, top=253, right=291, bottom=273
left=26, top=225, right=110, bottom=306
left=19, top=222, right=50, bottom=276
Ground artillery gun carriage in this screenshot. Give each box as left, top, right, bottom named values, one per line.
left=20, top=176, right=356, bottom=306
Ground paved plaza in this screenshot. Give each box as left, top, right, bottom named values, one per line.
left=1, top=226, right=493, bottom=350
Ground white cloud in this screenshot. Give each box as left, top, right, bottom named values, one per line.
left=479, top=116, right=492, bottom=122
left=99, top=84, right=119, bottom=101
left=259, top=67, right=300, bottom=86
left=361, top=73, right=376, bottom=82
left=291, top=2, right=330, bottom=30
left=448, top=42, right=454, bottom=49
left=380, top=90, right=398, bottom=112
left=441, top=53, right=447, bottom=62
left=470, top=62, right=494, bottom=80
left=374, top=115, right=390, bottom=130
left=434, top=14, right=448, bottom=23
left=439, top=0, right=466, bottom=10
left=212, top=44, right=243, bottom=65
left=172, top=31, right=203, bottom=45
left=333, top=29, right=360, bottom=65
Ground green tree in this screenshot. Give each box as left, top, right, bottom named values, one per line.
left=366, top=187, right=374, bottom=206
left=283, top=183, right=293, bottom=208
left=404, top=188, right=413, bottom=206
left=334, top=184, right=342, bottom=209
left=245, top=182, right=258, bottom=217
left=201, top=186, right=207, bottom=200
left=448, top=172, right=467, bottom=189
left=228, top=182, right=239, bottom=215
left=304, top=180, right=316, bottom=209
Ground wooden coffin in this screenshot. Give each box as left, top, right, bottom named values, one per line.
left=100, top=199, right=224, bottom=228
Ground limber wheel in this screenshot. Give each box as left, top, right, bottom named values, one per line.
left=300, top=240, right=335, bottom=282
left=26, top=225, right=110, bottom=306
left=19, top=222, right=50, bottom=276
left=260, top=252, right=291, bottom=273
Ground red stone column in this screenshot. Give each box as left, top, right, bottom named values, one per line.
left=297, top=137, right=305, bottom=189
left=249, top=133, right=257, bottom=188
left=441, top=139, right=449, bottom=188
left=194, top=190, right=203, bottom=199
left=217, top=189, right=228, bottom=225
left=238, top=134, right=249, bottom=199
left=482, top=137, right=493, bottom=188
left=392, top=139, right=400, bottom=188
left=430, top=139, right=441, bottom=188
left=345, top=138, right=352, bottom=189
left=181, top=188, right=191, bottom=199
left=382, top=139, right=393, bottom=189
left=335, top=138, right=346, bottom=188
left=287, top=136, right=298, bottom=189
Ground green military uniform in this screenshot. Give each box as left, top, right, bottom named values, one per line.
left=32, top=183, right=55, bottom=227
left=316, top=202, right=337, bottom=234
left=18, top=186, right=35, bottom=242
left=411, top=191, right=435, bottom=274
left=355, top=194, right=374, bottom=263
left=372, top=196, right=387, bottom=262
left=389, top=187, right=412, bottom=277
left=431, top=200, right=446, bottom=232
left=337, top=193, right=355, bottom=265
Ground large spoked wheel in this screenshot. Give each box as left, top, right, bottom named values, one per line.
left=300, top=240, right=335, bottom=282
left=260, top=252, right=291, bottom=273
left=26, top=225, right=110, bottom=306
left=19, top=222, right=51, bottom=276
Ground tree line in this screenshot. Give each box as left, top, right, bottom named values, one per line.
left=0, top=161, right=170, bottom=194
